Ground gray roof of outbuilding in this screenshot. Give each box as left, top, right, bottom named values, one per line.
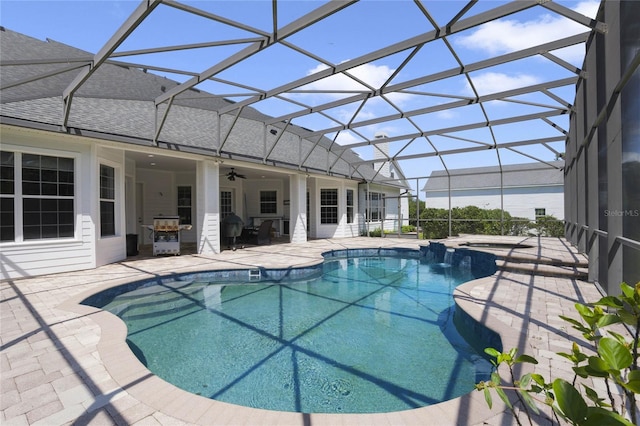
left=422, top=161, right=565, bottom=192
left=0, top=29, right=400, bottom=186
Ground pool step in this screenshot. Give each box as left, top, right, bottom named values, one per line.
left=494, top=252, right=588, bottom=268
left=496, top=258, right=588, bottom=280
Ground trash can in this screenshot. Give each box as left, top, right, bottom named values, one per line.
left=126, top=234, right=138, bottom=256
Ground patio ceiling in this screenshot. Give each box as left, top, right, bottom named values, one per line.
left=1, top=0, right=604, bottom=188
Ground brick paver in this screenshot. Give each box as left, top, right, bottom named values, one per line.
left=0, top=236, right=615, bottom=425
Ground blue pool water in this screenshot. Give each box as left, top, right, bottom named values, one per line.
left=85, top=251, right=499, bottom=414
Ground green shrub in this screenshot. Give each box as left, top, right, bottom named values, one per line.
left=536, top=215, right=565, bottom=237
left=401, top=225, right=416, bottom=233
left=367, top=228, right=382, bottom=237
left=418, top=206, right=534, bottom=238
left=477, top=282, right=640, bottom=426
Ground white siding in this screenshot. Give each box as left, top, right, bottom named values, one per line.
left=0, top=126, right=97, bottom=280
left=425, top=186, right=564, bottom=220
left=137, top=168, right=177, bottom=244
left=244, top=178, right=285, bottom=233
left=196, top=160, right=220, bottom=255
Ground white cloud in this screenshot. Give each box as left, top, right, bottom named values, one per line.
left=436, top=109, right=457, bottom=120
left=464, top=72, right=541, bottom=96
left=574, top=0, right=600, bottom=18
left=334, top=131, right=362, bottom=146
left=455, top=0, right=600, bottom=63
left=301, top=62, right=395, bottom=97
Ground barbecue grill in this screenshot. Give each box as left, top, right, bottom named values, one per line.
left=146, top=216, right=192, bottom=256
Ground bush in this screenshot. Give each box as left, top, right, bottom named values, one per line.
left=367, top=228, right=382, bottom=237
left=477, top=282, right=640, bottom=426
left=536, top=215, right=565, bottom=237
left=418, top=206, right=534, bottom=238
left=401, top=225, right=416, bottom=233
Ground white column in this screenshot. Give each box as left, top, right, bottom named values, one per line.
left=290, top=174, right=307, bottom=244
left=196, top=160, right=220, bottom=254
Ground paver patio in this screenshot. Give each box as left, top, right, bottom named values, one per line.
left=1, top=236, right=612, bottom=425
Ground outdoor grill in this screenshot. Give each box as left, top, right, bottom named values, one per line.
left=147, top=216, right=191, bottom=256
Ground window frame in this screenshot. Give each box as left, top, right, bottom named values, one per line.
left=99, top=163, right=116, bottom=237
left=346, top=189, right=354, bottom=224
left=0, top=148, right=78, bottom=243
left=0, top=151, right=15, bottom=242
left=365, top=191, right=384, bottom=221
left=260, top=190, right=277, bottom=215
left=177, top=185, right=193, bottom=225
left=320, top=188, right=338, bottom=225
left=220, top=189, right=233, bottom=220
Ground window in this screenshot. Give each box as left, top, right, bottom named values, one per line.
left=0, top=151, right=15, bottom=241
left=220, top=190, right=232, bottom=220
left=346, top=189, right=354, bottom=224
left=260, top=190, right=277, bottom=214
left=22, top=153, right=75, bottom=240
left=99, top=164, right=115, bottom=237
left=535, top=208, right=546, bottom=218
left=366, top=191, right=384, bottom=221
left=320, top=189, right=338, bottom=224
left=177, top=186, right=192, bottom=225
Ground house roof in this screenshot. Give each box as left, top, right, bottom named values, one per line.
left=0, top=29, right=400, bottom=186
left=0, top=1, right=604, bottom=190
left=422, top=161, right=565, bottom=192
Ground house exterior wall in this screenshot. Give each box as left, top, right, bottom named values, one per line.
left=244, top=178, right=285, bottom=234
left=1, top=126, right=97, bottom=279
left=137, top=168, right=178, bottom=244
left=358, top=183, right=403, bottom=235
left=95, top=146, right=126, bottom=266
left=424, top=186, right=565, bottom=220
left=312, top=178, right=360, bottom=239
left=196, top=160, right=220, bottom=255
left=0, top=125, right=401, bottom=280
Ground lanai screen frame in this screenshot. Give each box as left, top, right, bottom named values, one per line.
left=2, top=1, right=605, bottom=180
left=6, top=0, right=637, bottom=254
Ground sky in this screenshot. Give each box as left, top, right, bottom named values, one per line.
left=1, top=0, right=601, bottom=192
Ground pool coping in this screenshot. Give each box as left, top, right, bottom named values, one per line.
left=57, top=245, right=510, bottom=425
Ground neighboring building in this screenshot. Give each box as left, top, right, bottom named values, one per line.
left=0, top=30, right=408, bottom=279
left=422, top=162, right=565, bottom=220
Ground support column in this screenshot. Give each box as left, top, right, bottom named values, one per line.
left=196, top=160, right=220, bottom=254
left=290, top=174, right=307, bottom=244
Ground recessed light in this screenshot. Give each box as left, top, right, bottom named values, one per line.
left=148, top=154, right=154, bottom=158
left=150, top=162, right=156, bottom=166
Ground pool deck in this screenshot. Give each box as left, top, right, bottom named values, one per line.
left=1, top=235, right=612, bottom=425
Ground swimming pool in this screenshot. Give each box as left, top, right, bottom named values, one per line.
left=83, top=248, right=499, bottom=414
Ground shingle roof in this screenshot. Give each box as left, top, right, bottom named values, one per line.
left=422, top=161, right=565, bottom=192
left=1, top=29, right=403, bottom=186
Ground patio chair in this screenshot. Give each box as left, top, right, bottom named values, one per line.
left=255, top=220, right=273, bottom=245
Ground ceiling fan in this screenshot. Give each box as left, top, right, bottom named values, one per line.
left=225, top=168, right=247, bottom=181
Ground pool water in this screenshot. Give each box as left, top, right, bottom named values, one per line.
left=92, top=254, right=495, bottom=413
